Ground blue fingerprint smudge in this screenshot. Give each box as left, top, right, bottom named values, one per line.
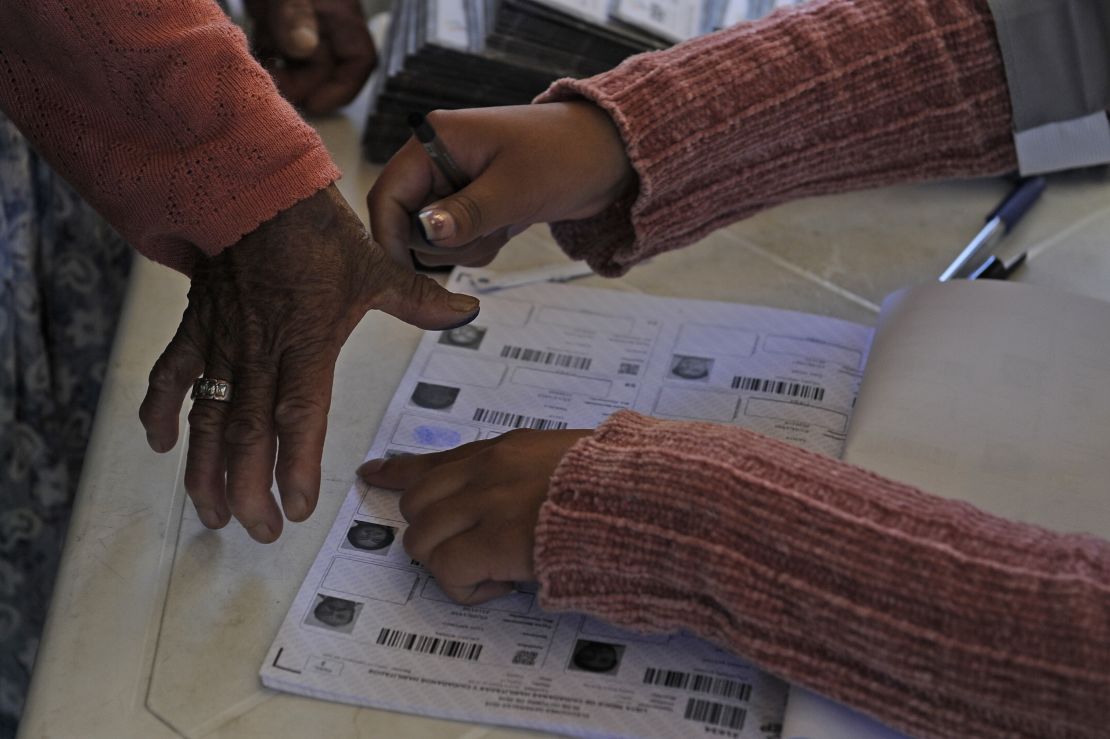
left=414, top=425, right=462, bottom=447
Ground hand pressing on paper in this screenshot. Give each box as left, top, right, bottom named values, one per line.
left=139, top=186, right=481, bottom=543
left=246, top=0, right=376, bottom=115
left=358, top=429, right=593, bottom=603
left=367, top=102, right=634, bottom=269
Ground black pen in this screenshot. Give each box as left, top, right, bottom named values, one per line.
left=408, top=112, right=473, bottom=247
left=939, top=176, right=1046, bottom=281
left=409, top=112, right=470, bottom=191
left=968, top=251, right=1027, bottom=280
left=406, top=112, right=470, bottom=269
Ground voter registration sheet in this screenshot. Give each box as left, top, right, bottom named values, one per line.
left=261, top=269, right=873, bottom=739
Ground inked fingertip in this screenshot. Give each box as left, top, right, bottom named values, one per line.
left=440, top=307, right=481, bottom=331
left=447, top=294, right=480, bottom=313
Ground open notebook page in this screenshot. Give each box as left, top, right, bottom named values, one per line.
left=783, top=278, right=1110, bottom=738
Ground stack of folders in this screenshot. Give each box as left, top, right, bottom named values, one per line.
left=362, top=0, right=804, bottom=162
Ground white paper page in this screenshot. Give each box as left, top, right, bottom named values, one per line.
left=783, top=279, right=1110, bottom=739
left=428, top=0, right=470, bottom=49
left=1020, top=204, right=1110, bottom=304
left=781, top=690, right=904, bottom=739
left=613, top=0, right=703, bottom=41
left=845, top=279, right=1110, bottom=535
left=262, top=269, right=873, bottom=739
left=532, top=0, right=614, bottom=24
left=721, top=0, right=803, bottom=26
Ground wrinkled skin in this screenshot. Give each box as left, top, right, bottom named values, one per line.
left=140, top=185, right=480, bottom=542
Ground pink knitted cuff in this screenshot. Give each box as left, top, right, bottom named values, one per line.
left=149, top=145, right=339, bottom=275
left=535, top=410, right=1110, bottom=737
left=534, top=0, right=1015, bottom=275
left=0, top=1, right=341, bottom=275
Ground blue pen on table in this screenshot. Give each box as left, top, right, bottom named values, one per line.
left=938, top=176, right=1046, bottom=282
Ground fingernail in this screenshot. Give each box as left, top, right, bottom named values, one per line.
left=289, top=26, right=318, bottom=54
left=197, top=507, right=222, bottom=529
left=285, top=493, right=308, bottom=522
left=447, top=294, right=480, bottom=314
left=418, top=209, right=455, bottom=241
left=146, top=430, right=170, bottom=454
left=247, top=521, right=275, bottom=542
left=358, top=458, right=385, bottom=478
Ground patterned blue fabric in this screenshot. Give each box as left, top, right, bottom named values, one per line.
left=0, top=112, right=132, bottom=736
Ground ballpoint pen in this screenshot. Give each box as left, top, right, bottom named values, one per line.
left=409, top=112, right=471, bottom=249
left=968, top=251, right=1027, bottom=280
left=409, top=112, right=470, bottom=191
left=938, top=176, right=1046, bottom=282
left=402, top=112, right=477, bottom=272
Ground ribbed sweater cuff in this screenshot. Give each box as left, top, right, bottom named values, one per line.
left=536, top=0, right=1016, bottom=275
left=535, top=410, right=1110, bottom=737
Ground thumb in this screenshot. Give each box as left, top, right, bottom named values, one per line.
left=415, top=171, right=530, bottom=250
left=373, top=256, right=481, bottom=330
left=271, top=0, right=319, bottom=59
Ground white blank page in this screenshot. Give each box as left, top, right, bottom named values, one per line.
left=845, top=278, right=1110, bottom=536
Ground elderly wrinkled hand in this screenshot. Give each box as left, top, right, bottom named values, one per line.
left=246, top=0, right=376, bottom=115
left=139, top=185, right=480, bottom=542
left=357, top=428, right=592, bottom=604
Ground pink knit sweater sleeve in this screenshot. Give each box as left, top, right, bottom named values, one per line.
left=0, top=1, right=339, bottom=274
left=535, top=411, right=1110, bottom=737
left=534, top=0, right=1017, bottom=275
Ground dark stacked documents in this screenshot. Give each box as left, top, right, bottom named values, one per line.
left=362, top=0, right=667, bottom=161
left=363, top=0, right=801, bottom=162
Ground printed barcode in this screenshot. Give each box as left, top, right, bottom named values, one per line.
left=500, top=345, right=592, bottom=370
left=473, top=408, right=568, bottom=430
left=618, top=362, right=640, bottom=376
left=731, top=375, right=825, bottom=401
left=683, top=698, right=747, bottom=730
left=643, top=667, right=753, bottom=701
left=376, top=627, right=483, bottom=661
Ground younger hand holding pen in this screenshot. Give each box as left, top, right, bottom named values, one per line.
left=367, top=103, right=634, bottom=269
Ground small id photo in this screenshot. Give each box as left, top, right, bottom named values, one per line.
left=567, top=639, right=625, bottom=676
left=342, top=520, right=396, bottom=555
left=305, top=594, right=362, bottom=634
left=438, top=324, right=487, bottom=350
left=410, top=382, right=460, bottom=411
left=670, top=354, right=714, bottom=381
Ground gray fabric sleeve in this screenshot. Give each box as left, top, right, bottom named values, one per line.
left=987, top=0, right=1110, bottom=173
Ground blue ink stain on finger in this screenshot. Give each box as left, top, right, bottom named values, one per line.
left=414, top=425, right=461, bottom=447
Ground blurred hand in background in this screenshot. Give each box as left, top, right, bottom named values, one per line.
left=246, top=0, right=376, bottom=115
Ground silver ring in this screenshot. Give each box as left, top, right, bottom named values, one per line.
left=191, top=377, right=233, bottom=403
